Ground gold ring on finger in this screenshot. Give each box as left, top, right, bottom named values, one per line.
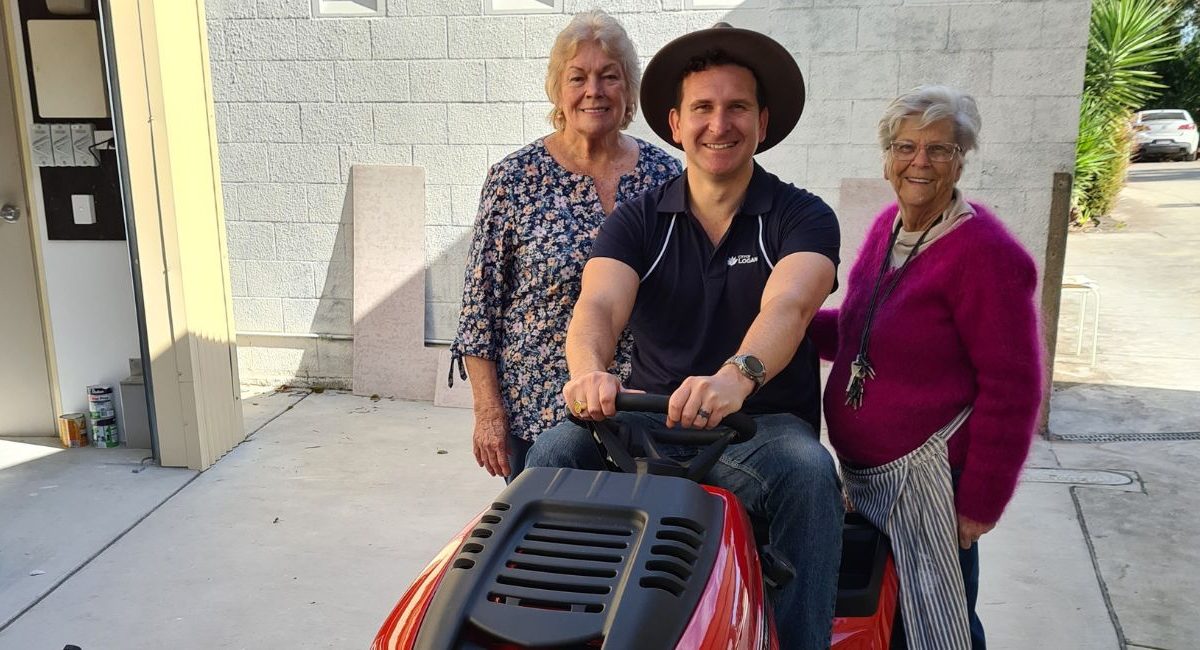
left=573, top=399, right=587, bottom=415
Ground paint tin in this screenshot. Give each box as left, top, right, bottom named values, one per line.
left=57, top=413, right=88, bottom=448
left=90, top=415, right=120, bottom=448
left=87, top=384, right=116, bottom=419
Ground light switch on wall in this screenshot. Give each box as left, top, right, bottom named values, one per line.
left=71, top=194, right=96, bottom=225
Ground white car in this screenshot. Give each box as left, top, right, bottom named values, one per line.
left=1132, top=109, right=1199, bottom=161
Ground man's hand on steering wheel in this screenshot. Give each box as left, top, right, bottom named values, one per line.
left=668, top=364, right=756, bottom=430
left=563, top=370, right=641, bottom=421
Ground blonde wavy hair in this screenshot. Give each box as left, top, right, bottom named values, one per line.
left=544, top=10, right=640, bottom=132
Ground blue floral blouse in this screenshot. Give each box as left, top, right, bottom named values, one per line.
left=450, top=137, right=681, bottom=442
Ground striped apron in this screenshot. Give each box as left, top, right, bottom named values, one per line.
left=841, top=407, right=974, bottom=650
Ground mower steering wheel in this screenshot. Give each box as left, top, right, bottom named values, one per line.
left=614, top=393, right=757, bottom=443
left=577, top=393, right=757, bottom=481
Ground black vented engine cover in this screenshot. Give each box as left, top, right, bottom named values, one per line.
left=413, top=467, right=725, bottom=649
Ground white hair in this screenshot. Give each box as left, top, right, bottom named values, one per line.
left=877, top=85, right=982, bottom=154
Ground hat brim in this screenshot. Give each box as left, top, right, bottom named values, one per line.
left=640, top=27, right=804, bottom=154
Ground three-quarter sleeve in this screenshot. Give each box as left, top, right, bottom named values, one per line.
left=451, top=165, right=514, bottom=366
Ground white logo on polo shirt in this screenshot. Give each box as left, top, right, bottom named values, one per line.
left=727, top=254, right=759, bottom=267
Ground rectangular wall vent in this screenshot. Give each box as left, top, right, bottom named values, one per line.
left=313, top=0, right=383, bottom=18
left=684, top=0, right=764, bottom=9
left=485, top=0, right=562, bottom=15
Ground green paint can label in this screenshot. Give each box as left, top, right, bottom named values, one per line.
left=91, top=415, right=119, bottom=448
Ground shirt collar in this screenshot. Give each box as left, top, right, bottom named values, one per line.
left=657, top=162, right=776, bottom=216
left=894, top=189, right=976, bottom=232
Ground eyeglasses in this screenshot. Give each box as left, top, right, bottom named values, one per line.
left=888, top=141, right=961, bottom=163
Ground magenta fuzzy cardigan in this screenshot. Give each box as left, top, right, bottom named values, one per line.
left=809, top=201, right=1044, bottom=524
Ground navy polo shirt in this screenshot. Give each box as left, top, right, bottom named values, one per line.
left=589, top=163, right=840, bottom=432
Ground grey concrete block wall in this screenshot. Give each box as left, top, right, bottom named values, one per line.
left=209, top=0, right=1090, bottom=389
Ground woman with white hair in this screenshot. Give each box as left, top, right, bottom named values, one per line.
left=450, top=10, right=680, bottom=481
left=809, top=85, right=1043, bottom=649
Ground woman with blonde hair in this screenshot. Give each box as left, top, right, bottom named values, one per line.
left=450, top=11, right=680, bottom=480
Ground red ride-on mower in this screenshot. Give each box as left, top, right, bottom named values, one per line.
left=372, top=394, right=900, bottom=649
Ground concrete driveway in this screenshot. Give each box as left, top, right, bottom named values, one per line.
left=2, top=389, right=1192, bottom=650
left=1045, top=158, right=1200, bottom=650
left=1, top=391, right=497, bottom=649
left=1053, top=159, right=1200, bottom=394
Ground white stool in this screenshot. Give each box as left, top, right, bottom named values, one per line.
left=1061, top=275, right=1100, bottom=366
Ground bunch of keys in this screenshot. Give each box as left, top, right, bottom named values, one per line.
left=845, top=353, right=875, bottom=410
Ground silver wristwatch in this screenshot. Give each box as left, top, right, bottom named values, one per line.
left=723, top=354, right=766, bottom=393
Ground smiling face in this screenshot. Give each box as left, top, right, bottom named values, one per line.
left=556, top=40, right=629, bottom=140
left=886, top=117, right=963, bottom=221
left=668, top=64, right=768, bottom=181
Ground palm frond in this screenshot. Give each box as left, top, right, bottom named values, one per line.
left=1074, top=0, right=1181, bottom=223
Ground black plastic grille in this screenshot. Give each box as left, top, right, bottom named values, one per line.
left=640, top=516, right=705, bottom=597
left=450, top=502, right=509, bottom=572
left=473, top=517, right=639, bottom=615
left=412, top=469, right=725, bottom=650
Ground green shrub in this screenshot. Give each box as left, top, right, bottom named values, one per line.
left=1074, top=0, right=1178, bottom=224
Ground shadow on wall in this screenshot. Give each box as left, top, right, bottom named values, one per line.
left=235, top=179, right=355, bottom=390
left=234, top=173, right=473, bottom=394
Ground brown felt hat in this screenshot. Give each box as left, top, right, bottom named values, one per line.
left=640, top=24, right=805, bottom=153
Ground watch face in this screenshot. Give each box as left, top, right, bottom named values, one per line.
left=743, top=355, right=765, bottom=376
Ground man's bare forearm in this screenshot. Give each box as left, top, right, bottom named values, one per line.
left=565, top=300, right=620, bottom=379
left=734, top=294, right=815, bottom=382
left=731, top=252, right=835, bottom=384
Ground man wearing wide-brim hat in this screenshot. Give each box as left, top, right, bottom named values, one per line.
left=526, top=25, right=843, bottom=649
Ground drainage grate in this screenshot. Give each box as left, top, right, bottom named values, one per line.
left=1022, top=467, right=1135, bottom=486
left=1047, top=431, right=1200, bottom=443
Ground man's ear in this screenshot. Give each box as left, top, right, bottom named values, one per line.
left=757, top=107, right=769, bottom=144
left=669, top=108, right=683, bottom=145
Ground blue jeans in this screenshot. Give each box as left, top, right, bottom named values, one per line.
left=504, top=435, right=533, bottom=484
left=950, top=471, right=986, bottom=650
left=961, top=540, right=985, bottom=649
left=525, top=412, right=844, bottom=650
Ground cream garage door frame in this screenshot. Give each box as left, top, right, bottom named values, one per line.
left=0, top=1, right=57, bottom=437
left=100, top=0, right=243, bottom=470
